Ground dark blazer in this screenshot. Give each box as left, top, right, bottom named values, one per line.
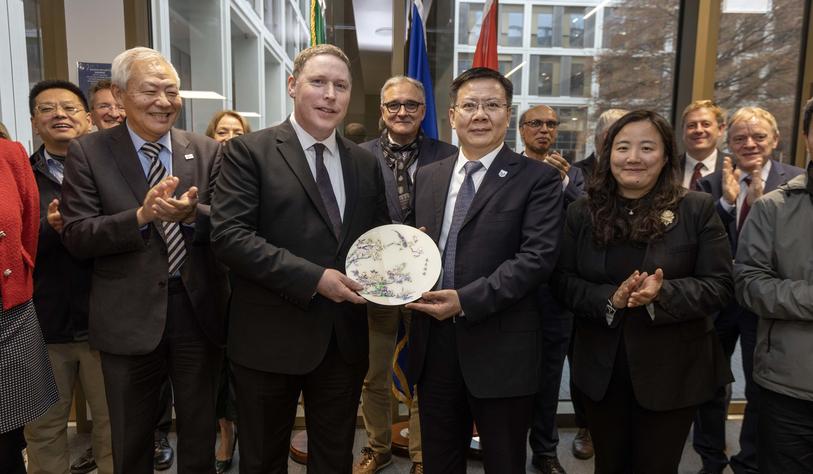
left=60, top=123, right=229, bottom=355
left=697, top=159, right=803, bottom=253
left=210, top=120, right=389, bottom=375
left=30, top=147, right=92, bottom=343
left=360, top=136, right=457, bottom=224
left=408, top=145, right=564, bottom=398
left=556, top=192, right=734, bottom=411
left=574, top=152, right=597, bottom=181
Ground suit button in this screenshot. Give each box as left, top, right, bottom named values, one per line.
left=0, top=230, right=6, bottom=238
left=3, top=269, right=11, bottom=277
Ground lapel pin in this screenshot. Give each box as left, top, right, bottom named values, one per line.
left=184, top=153, right=195, bottom=160
left=498, top=169, right=508, bottom=178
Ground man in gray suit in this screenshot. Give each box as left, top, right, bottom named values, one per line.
left=60, top=47, right=228, bottom=474
left=352, top=76, right=456, bottom=474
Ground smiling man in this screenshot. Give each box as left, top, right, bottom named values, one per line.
left=406, top=67, right=563, bottom=473
left=89, top=79, right=125, bottom=130
left=59, top=47, right=229, bottom=474
left=680, top=100, right=726, bottom=190
left=210, top=44, right=388, bottom=472
left=24, top=79, right=114, bottom=474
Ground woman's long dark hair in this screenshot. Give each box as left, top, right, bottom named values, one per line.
left=587, top=110, right=684, bottom=245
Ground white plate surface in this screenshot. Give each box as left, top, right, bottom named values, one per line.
left=345, top=224, right=442, bottom=305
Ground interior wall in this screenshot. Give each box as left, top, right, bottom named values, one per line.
left=64, top=0, right=127, bottom=84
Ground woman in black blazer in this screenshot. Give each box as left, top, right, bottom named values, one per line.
left=556, top=110, right=734, bottom=473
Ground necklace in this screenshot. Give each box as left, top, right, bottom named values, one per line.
left=623, top=205, right=635, bottom=216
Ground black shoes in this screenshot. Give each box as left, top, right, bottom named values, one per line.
left=531, top=454, right=567, bottom=474
left=70, top=447, right=97, bottom=474
left=154, top=436, right=175, bottom=471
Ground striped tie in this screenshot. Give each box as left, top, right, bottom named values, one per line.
left=141, top=142, right=187, bottom=275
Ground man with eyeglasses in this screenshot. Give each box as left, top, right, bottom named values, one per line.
left=24, top=79, right=114, bottom=474
left=350, top=76, right=457, bottom=474
left=405, top=67, right=563, bottom=473
left=89, top=79, right=125, bottom=131
left=518, top=105, right=584, bottom=474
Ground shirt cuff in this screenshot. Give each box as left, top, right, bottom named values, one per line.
left=719, top=196, right=735, bottom=214
left=646, top=303, right=656, bottom=320
left=561, top=174, right=570, bottom=191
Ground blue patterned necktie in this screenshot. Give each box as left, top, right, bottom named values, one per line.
left=441, top=160, right=483, bottom=289
left=313, top=143, right=343, bottom=238
left=141, top=142, right=187, bottom=275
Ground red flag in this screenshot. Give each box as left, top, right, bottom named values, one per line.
left=472, top=0, right=498, bottom=70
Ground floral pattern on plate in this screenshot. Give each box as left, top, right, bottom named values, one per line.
left=346, top=224, right=442, bottom=305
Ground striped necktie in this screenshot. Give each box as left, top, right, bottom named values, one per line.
left=141, top=142, right=187, bottom=275
left=442, top=160, right=483, bottom=289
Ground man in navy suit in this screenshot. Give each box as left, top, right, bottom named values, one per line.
left=352, top=76, right=456, bottom=474
left=695, top=106, right=803, bottom=474
left=407, top=67, right=563, bottom=473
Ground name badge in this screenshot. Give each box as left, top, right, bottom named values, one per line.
left=184, top=153, right=195, bottom=160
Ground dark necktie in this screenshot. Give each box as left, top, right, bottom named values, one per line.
left=441, top=160, right=483, bottom=289
left=690, top=162, right=704, bottom=190
left=738, top=176, right=752, bottom=231
left=313, top=143, right=342, bottom=238
left=141, top=142, right=187, bottom=275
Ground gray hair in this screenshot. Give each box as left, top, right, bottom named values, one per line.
left=111, top=47, right=180, bottom=91
left=595, top=108, right=628, bottom=152
left=380, top=76, right=425, bottom=103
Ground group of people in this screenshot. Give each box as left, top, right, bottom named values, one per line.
left=0, top=40, right=810, bottom=474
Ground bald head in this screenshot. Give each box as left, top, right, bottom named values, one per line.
left=519, top=105, right=559, bottom=159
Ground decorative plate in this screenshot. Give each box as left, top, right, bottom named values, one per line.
left=346, top=224, right=442, bottom=306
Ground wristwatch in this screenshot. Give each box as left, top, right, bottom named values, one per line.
left=605, top=299, right=617, bottom=326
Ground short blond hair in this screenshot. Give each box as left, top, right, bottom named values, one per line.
left=682, top=99, right=726, bottom=126
left=292, top=44, right=351, bottom=80
left=728, top=106, right=779, bottom=139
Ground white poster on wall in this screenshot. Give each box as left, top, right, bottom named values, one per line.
left=723, top=0, right=771, bottom=13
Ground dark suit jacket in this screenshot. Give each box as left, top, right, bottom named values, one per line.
left=210, top=120, right=389, bottom=375
left=30, top=147, right=92, bottom=343
left=60, top=123, right=229, bottom=355
left=556, top=193, right=734, bottom=411
left=408, top=144, right=564, bottom=399
left=360, top=136, right=457, bottom=224
left=574, top=152, right=597, bottom=181
left=697, top=159, right=803, bottom=254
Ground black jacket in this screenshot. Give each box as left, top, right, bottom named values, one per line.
left=30, top=146, right=93, bottom=343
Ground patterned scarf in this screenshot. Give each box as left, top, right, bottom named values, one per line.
left=380, top=131, right=422, bottom=214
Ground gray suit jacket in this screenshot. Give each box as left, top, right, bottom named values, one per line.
left=60, top=123, right=229, bottom=355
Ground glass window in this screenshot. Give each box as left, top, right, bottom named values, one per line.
left=506, top=104, right=518, bottom=151
left=714, top=0, right=803, bottom=161
left=529, top=56, right=559, bottom=96
left=285, top=1, right=297, bottom=59
left=264, top=0, right=283, bottom=42
left=24, top=0, right=43, bottom=88
left=531, top=5, right=554, bottom=48
left=499, top=4, right=523, bottom=47
left=458, top=52, right=523, bottom=98
left=458, top=2, right=484, bottom=46
left=562, top=7, right=594, bottom=49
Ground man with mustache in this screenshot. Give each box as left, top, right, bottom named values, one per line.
left=351, top=76, right=457, bottom=474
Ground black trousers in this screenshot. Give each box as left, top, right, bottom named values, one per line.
left=232, top=332, right=367, bottom=474
left=101, top=280, right=222, bottom=474
left=418, top=319, right=533, bottom=474
left=578, top=341, right=696, bottom=474
left=693, top=304, right=759, bottom=474
left=529, top=314, right=572, bottom=458
left=758, top=386, right=813, bottom=474
left=0, top=427, right=26, bottom=474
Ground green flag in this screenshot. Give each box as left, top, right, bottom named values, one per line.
left=310, top=0, right=326, bottom=46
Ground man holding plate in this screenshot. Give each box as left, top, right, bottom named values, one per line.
left=406, top=67, right=564, bottom=473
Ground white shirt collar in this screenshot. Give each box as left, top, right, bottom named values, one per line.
left=126, top=122, right=172, bottom=153
left=455, top=143, right=503, bottom=174
left=685, top=149, right=718, bottom=171
left=738, top=158, right=772, bottom=184
left=289, top=113, right=338, bottom=156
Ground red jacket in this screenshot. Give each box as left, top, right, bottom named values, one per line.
left=0, top=139, right=39, bottom=310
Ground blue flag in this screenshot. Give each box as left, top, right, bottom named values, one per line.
left=407, top=1, right=438, bottom=139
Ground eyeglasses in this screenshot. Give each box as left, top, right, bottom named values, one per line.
left=453, top=101, right=508, bottom=115
left=383, top=101, right=424, bottom=113
left=35, top=103, right=85, bottom=117
left=521, top=119, right=560, bottom=130
left=94, top=103, right=125, bottom=113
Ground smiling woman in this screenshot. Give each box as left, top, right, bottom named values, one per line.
left=555, top=109, right=734, bottom=473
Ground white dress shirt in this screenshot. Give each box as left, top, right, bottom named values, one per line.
left=290, top=113, right=346, bottom=219
left=438, top=144, right=502, bottom=255
left=681, top=149, right=719, bottom=189
left=718, top=159, right=772, bottom=228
